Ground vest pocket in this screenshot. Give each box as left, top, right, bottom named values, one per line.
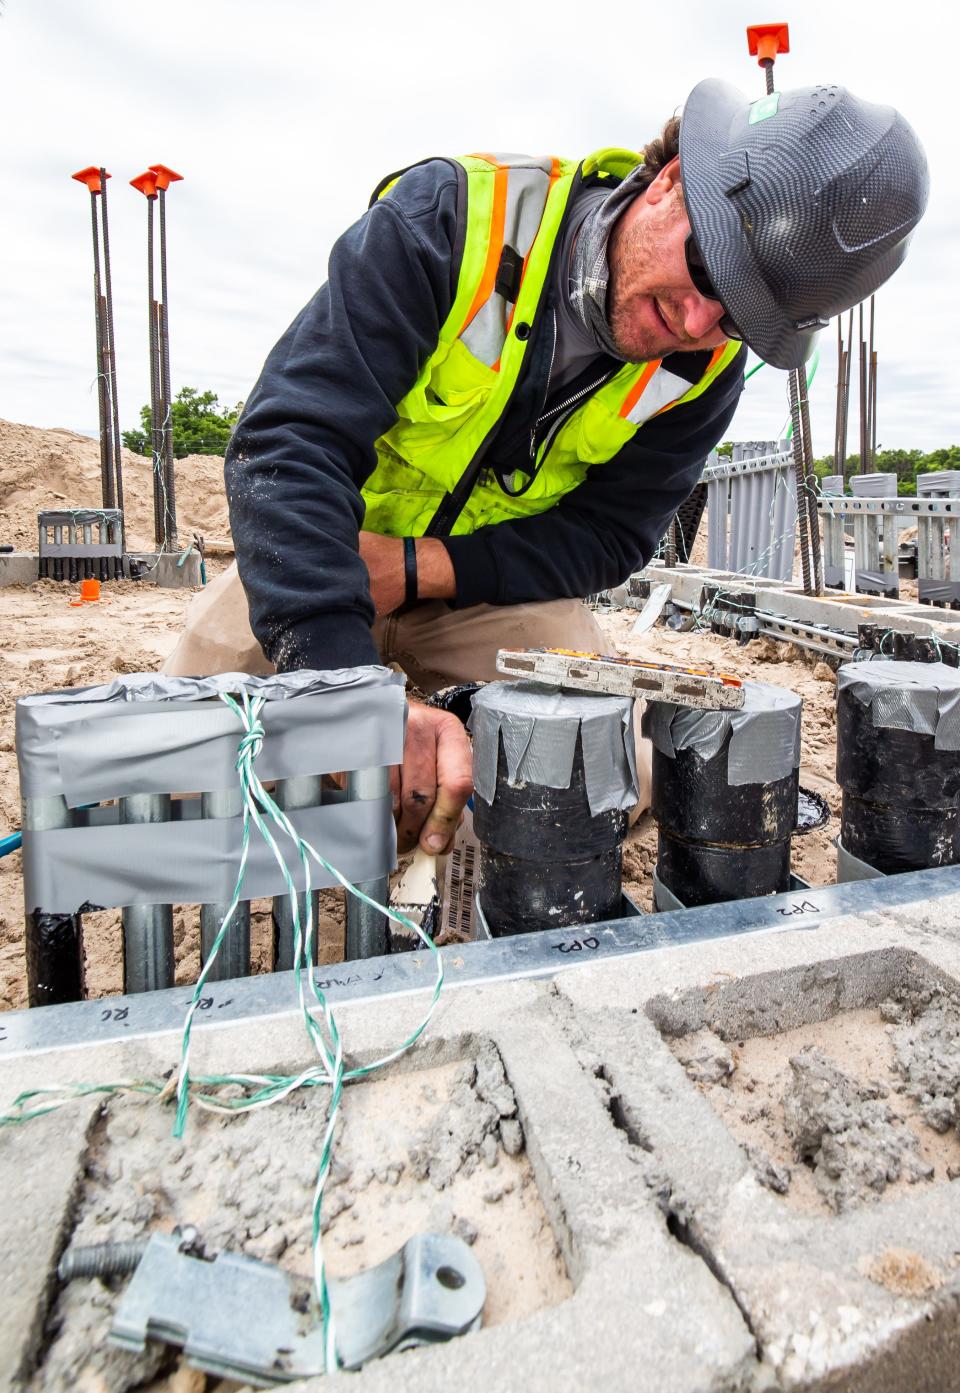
left=396, top=338, right=498, bottom=427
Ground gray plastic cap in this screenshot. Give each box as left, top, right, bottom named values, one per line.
left=680, top=79, right=929, bottom=369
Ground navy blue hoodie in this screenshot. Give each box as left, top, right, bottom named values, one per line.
left=225, top=160, right=744, bottom=671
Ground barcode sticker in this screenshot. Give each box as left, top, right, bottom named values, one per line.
left=441, top=805, right=479, bottom=941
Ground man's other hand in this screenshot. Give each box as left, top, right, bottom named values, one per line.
left=393, top=701, right=473, bottom=855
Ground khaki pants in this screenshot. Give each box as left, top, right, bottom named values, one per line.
left=163, top=561, right=651, bottom=807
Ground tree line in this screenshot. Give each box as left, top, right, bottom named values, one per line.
left=123, top=387, right=242, bottom=459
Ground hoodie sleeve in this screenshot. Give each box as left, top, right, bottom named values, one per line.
left=224, top=161, right=461, bottom=670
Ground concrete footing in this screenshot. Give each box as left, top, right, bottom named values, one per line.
left=3, top=884, right=960, bottom=1390
left=0, top=553, right=39, bottom=586
left=0, top=551, right=200, bottom=589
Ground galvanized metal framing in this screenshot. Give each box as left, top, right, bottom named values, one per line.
left=702, top=442, right=797, bottom=582
left=4, top=864, right=960, bottom=1059
left=640, top=561, right=960, bottom=660
left=816, top=494, right=960, bottom=605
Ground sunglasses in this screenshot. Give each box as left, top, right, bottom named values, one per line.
left=684, top=233, right=742, bottom=341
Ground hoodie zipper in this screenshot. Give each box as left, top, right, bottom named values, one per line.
left=529, top=367, right=617, bottom=465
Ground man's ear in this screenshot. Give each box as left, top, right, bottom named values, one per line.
left=644, top=155, right=681, bottom=206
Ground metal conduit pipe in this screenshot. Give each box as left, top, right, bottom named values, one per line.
left=272, top=775, right=322, bottom=971
left=344, top=767, right=390, bottom=961
left=200, top=786, right=250, bottom=981
left=120, top=794, right=175, bottom=993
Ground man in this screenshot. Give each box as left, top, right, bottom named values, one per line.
left=166, top=78, right=927, bottom=855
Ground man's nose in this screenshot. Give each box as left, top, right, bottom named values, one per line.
left=681, top=292, right=726, bottom=341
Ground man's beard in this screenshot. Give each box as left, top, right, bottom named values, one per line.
left=608, top=216, right=695, bottom=361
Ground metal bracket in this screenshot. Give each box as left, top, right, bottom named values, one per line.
left=109, top=1231, right=484, bottom=1385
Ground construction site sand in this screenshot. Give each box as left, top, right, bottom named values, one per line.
left=668, top=993, right=960, bottom=1218
left=1, top=419, right=839, bottom=1008
left=32, top=1054, right=570, bottom=1390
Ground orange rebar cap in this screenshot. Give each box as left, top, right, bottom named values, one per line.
left=72, top=166, right=110, bottom=194
left=149, top=164, right=184, bottom=190
left=746, top=22, right=790, bottom=65
left=80, top=578, right=101, bottom=602
left=131, top=170, right=159, bottom=198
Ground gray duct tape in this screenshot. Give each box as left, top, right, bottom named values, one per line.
left=855, top=569, right=898, bottom=596
left=22, top=796, right=394, bottom=915
left=918, top=578, right=960, bottom=606
left=642, top=681, right=801, bottom=786
left=469, top=682, right=638, bottom=815
left=16, top=668, right=406, bottom=804
left=837, top=660, right=960, bottom=751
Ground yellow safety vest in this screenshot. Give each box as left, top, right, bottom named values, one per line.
left=362, top=150, right=741, bottom=537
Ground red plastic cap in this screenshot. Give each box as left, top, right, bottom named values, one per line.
left=130, top=170, right=159, bottom=198
left=746, top=22, right=790, bottom=64
left=72, top=166, right=110, bottom=194
left=149, top=164, right=184, bottom=191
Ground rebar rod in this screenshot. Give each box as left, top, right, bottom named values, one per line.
left=151, top=299, right=165, bottom=548
left=146, top=193, right=164, bottom=550
left=157, top=186, right=179, bottom=552
left=839, top=308, right=853, bottom=476
left=98, top=169, right=125, bottom=532
left=834, top=317, right=843, bottom=476
left=87, top=191, right=115, bottom=510
left=788, top=369, right=812, bottom=593
left=867, top=295, right=876, bottom=473
left=796, top=366, right=823, bottom=594
left=863, top=299, right=869, bottom=473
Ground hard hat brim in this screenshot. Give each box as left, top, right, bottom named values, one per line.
left=679, top=78, right=820, bottom=371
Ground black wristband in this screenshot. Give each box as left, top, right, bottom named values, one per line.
left=402, top=536, right=418, bottom=610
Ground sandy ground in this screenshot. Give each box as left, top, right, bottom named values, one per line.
left=0, top=418, right=840, bottom=1008
left=668, top=983, right=960, bottom=1220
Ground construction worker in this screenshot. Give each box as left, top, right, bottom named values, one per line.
left=165, top=78, right=927, bottom=856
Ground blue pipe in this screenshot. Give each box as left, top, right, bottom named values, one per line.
left=0, top=831, right=22, bottom=858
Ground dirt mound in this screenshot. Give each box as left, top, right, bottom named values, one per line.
left=0, top=418, right=231, bottom=552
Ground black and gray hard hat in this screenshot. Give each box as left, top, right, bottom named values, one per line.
left=679, top=79, right=929, bottom=369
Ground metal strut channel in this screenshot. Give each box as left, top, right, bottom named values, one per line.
left=3, top=867, right=960, bottom=1058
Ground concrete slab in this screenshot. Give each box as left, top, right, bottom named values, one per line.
left=3, top=891, right=960, bottom=1389
left=0, top=1099, right=101, bottom=1393
left=0, top=553, right=39, bottom=587
left=127, top=550, right=201, bottom=588
left=559, top=922, right=960, bottom=1390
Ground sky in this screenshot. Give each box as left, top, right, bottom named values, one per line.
left=0, top=0, right=956, bottom=461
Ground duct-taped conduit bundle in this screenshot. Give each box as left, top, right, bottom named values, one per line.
left=836, top=661, right=960, bottom=878
left=644, top=682, right=802, bottom=909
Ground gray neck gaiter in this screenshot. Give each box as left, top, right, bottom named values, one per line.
left=569, top=163, right=648, bottom=360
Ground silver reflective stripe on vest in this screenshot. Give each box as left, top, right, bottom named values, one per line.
left=460, top=159, right=555, bottom=369
left=623, top=368, right=693, bottom=425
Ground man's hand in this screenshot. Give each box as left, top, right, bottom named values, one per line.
left=393, top=701, right=473, bottom=855
left=359, top=532, right=456, bottom=615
